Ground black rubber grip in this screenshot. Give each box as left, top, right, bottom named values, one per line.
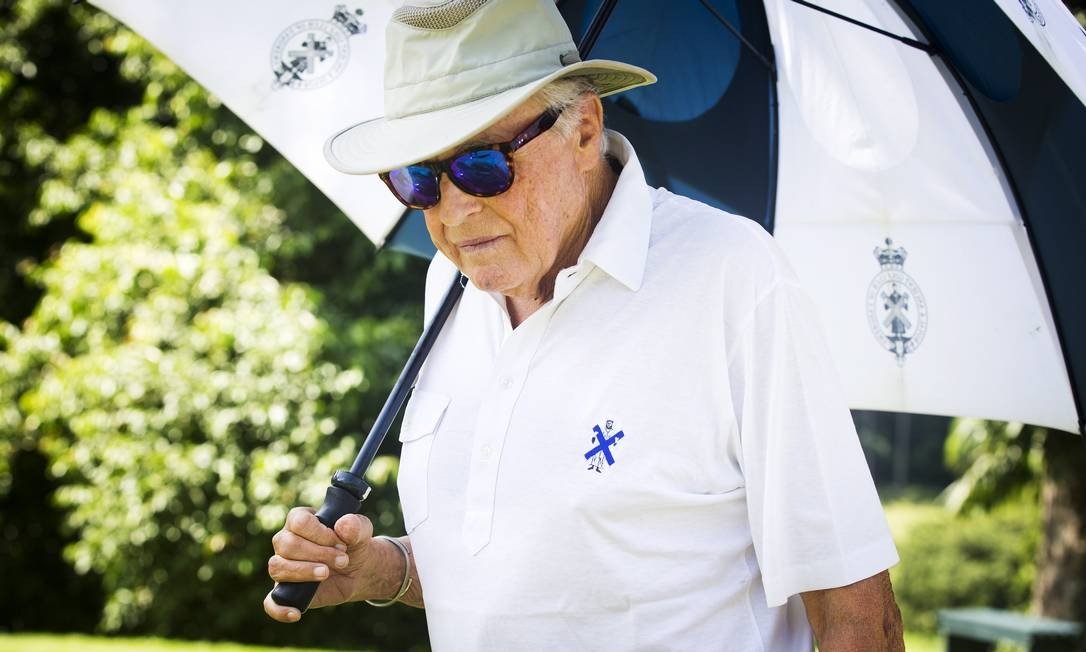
left=270, top=478, right=367, bottom=612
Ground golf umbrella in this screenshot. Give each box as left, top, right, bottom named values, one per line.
left=88, top=0, right=1086, bottom=435
left=543, top=0, right=1086, bottom=436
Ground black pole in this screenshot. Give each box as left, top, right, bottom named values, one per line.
left=271, top=273, right=465, bottom=611
left=786, top=0, right=936, bottom=54
left=698, top=0, right=778, bottom=80
left=577, top=0, right=620, bottom=57
left=348, top=274, right=464, bottom=477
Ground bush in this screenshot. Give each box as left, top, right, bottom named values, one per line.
left=892, top=499, right=1040, bottom=633
left=0, top=4, right=427, bottom=647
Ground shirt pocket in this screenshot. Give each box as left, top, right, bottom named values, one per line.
left=397, top=389, right=450, bottom=533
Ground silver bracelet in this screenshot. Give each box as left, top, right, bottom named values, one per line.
left=364, top=535, right=412, bottom=607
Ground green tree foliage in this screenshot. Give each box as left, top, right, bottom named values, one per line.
left=0, top=0, right=142, bottom=325
left=1, top=0, right=427, bottom=647
left=9, top=119, right=365, bottom=631
left=942, top=419, right=1044, bottom=513
left=941, top=419, right=1086, bottom=626
left=0, top=447, right=104, bottom=633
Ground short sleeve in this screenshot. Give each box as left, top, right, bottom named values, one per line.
left=727, top=273, right=899, bottom=608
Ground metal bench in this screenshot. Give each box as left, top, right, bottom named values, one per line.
left=938, top=608, right=1084, bottom=652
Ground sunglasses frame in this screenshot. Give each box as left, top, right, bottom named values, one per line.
left=379, top=106, right=564, bottom=210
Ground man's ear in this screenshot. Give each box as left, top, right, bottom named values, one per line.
left=572, top=93, right=606, bottom=172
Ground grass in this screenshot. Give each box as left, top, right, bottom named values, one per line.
left=0, top=634, right=351, bottom=652
left=904, top=630, right=941, bottom=652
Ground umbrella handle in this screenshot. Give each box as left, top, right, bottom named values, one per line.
left=269, top=272, right=465, bottom=613
left=269, top=471, right=370, bottom=611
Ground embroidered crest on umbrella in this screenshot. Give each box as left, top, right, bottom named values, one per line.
left=866, top=238, right=928, bottom=366
left=271, top=5, right=367, bottom=90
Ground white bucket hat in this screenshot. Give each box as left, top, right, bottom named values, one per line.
left=324, top=0, right=656, bottom=175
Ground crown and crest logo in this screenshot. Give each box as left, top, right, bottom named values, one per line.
left=865, top=238, right=928, bottom=366
left=270, top=5, right=367, bottom=90
left=1019, top=0, right=1046, bottom=25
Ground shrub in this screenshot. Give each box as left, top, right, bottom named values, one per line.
left=892, top=499, right=1040, bottom=633
left=0, top=8, right=427, bottom=645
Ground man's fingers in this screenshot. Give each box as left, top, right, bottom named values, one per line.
left=267, top=554, right=333, bottom=583
left=285, top=506, right=343, bottom=548
left=334, top=513, right=373, bottom=547
left=271, top=530, right=349, bottom=569
left=263, top=589, right=302, bottom=623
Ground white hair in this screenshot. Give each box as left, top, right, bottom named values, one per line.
left=533, top=76, right=610, bottom=158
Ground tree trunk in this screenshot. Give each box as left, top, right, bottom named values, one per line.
left=1033, top=429, right=1086, bottom=639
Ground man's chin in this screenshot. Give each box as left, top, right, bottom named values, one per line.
left=463, top=267, right=509, bottom=292
left=472, top=281, right=517, bottom=296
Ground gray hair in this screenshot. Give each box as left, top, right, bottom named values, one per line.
left=533, top=76, right=610, bottom=158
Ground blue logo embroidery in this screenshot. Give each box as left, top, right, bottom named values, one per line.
left=585, top=420, right=624, bottom=473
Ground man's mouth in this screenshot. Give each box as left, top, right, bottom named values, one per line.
left=456, top=235, right=504, bottom=252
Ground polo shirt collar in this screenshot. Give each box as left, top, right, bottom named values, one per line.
left=577, top=131, right=653, bottom=292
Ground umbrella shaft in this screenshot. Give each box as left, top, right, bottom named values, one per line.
left=349, top=273, right=465, bottom=477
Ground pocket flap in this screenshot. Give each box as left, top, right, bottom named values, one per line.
left=399, top=389, right=450, bottom=442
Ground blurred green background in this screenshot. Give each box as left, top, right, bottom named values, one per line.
left=1, top=1, right=1084, bottom=651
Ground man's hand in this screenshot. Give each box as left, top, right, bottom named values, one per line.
left=801, top=571, right=904, bottom=651
left=262, top=507, right=410, bottom=622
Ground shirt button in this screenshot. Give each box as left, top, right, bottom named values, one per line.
left=480, top=445, right=493, bottom=460
left=499, top=376, right=514, bottom=389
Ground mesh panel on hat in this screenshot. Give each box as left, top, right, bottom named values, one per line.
left=392, top=0, right=491, bottom=30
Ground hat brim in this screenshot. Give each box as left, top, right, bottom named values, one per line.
left=324, top=60, right=656, bottom=176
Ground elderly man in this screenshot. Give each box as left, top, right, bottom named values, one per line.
left=265, top=0, right=903, bottom=649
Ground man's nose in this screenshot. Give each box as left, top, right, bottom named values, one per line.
left=435, top=175, right=483, bottom=227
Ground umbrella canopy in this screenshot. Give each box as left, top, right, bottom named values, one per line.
left=544, top=0, right=1086, bottom=435
left=89, top=0, right=1086, bottom=435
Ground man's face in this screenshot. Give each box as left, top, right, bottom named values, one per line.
left=422, top=100, right=590, bottom=300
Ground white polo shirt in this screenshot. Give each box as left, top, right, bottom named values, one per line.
left=397, top=132, right=898, bottom=651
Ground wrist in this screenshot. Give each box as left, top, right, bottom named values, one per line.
left=364, top=535, right=412, bottom=607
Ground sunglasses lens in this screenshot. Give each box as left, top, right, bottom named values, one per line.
left=387, top=165, right=440, bottom=208
left=449, top=150, right=512, bottom=196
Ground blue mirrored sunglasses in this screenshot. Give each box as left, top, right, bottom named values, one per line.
left=379, top=107, right=563, bottom=210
